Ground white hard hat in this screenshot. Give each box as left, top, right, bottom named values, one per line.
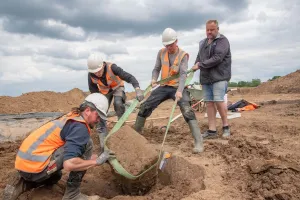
left=162, top=28, right=177, bottom=46
left=87, top=53, right=104, bottom=73
left=83, top=93, right=108, bottom=120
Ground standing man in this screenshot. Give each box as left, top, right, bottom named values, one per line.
left=134, top=28, right=204, bottom=154
left=192, top=20, right=231, bottom=139
left=3, top=93, right=115, bottom=200
left=87, top=53, right=144, bottom=152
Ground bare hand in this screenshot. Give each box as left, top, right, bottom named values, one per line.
left=175, top=91, right=182, bottom=100
left=151, top=79, right=158, bottom=88
left=192, top=62, right=200, bottom=71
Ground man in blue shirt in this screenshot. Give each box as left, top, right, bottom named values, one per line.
left=3, top=93, right=114, bottom=200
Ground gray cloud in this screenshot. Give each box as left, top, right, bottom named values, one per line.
left=37, top=46, right=89, bottom=60
left=2, top=17, right=86, bottom=41
left=0, top=0, right=250, bottom=40
left=0, top=46, right=35, bottom=56
left=1, top=0, right=299, bottom=97
left=93, top=44, right=128, bottom=56
left=32, top=55, right=86, bottom=71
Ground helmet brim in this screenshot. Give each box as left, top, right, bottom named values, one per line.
left=88, top=66, right=103, bottom=73
left=97, top=110, right=107, bottom=120
left=162, top=39, right=177, bottom=46
left=81, top=101, right=107, bottom=120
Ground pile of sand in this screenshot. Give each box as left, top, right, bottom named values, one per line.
left=251, top=70, right=300, bottom=94
left=0, top=89, right=138, bottom=114
left=106, top=125, right=158, bottom=175
left=0, top=88, right=86, bottom=114
left=106, top=125, right=158, bottom=195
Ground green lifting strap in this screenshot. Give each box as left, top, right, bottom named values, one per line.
left=105, top=70, right=195, bottom=180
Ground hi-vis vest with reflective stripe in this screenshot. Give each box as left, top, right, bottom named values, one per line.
left=15, top=113, right=91, bottom=173
left=90, top=63, right=124, bottom=95
left=160, top=48, right=189, bottom=86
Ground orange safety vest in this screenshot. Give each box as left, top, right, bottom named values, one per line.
left=15, top=113, right=91, bottom=173
left=237, top=102, right=259, bottom=111
left=90, top=63, right=124, bottom=95
left=160, top=48, right=189, bottom=86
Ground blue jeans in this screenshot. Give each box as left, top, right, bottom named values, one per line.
left=202, top=81, right=228, bottom=102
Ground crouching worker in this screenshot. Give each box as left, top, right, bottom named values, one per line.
left=2, top=93, right=115, bottom=200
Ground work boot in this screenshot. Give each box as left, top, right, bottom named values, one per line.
left=2, top=172, right=34, bottom=200
left=222, top=126, right=230, bottom=138
left=98, top=131, right=107, bottom=154
left=188, top=120, right=204, bottom=153
left=202, top=130, right=218, bottom=139
left=62, top=172, right=100, bottom=200
left=134, top=116, right=146, bottom=133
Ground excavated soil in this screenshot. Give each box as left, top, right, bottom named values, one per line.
left=0, top=88, right=86, bottom=114
left=0, top=89, right=137, bottom=114
left=106, top=125, right=158, bottom=176
left=106, top=125, right=159, bottom=195
left=250, top=70, right=300, bottom=94
left=1, top=70, right=300, bottom=199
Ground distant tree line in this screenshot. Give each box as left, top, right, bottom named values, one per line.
left=193, top=76, right=281, bottom=88
left=268, top=76, right=281, bottom=81
left=228, top=79, right=261, bottom=87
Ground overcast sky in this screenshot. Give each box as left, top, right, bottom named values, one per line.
left=0, top=0, right=299, bottom=96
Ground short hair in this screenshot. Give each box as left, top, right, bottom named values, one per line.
left=206, top=20, right=219, bottom=27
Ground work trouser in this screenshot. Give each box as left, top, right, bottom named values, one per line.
left=138, top=86, right=196, bottom=122
left=19, top=139, right=93, bottom=186
left=96, top=87, right=126, bottom=134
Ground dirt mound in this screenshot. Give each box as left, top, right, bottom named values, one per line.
left=107, top=125, right=159, bottom=195
left=0, top=89, right=139, bottom=114
left=156, top=155, right=205, bottom=199
left=107, top=125, right=158, bottom=176
left=251, top=70, right=300, bottom=94
left=210, top=136, right=300, bottom=199
left=0, top=88, right=86, bottom=114
left=247, top=159, right=300, bottom=199
left=125, top=91, right=137, bottom=100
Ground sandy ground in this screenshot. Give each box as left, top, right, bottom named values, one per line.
left=0, top=70, right=300, bottom=199
left=0, top=92, right=300, bottom=199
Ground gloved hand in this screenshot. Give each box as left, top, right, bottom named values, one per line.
left=95, top=150, right=115, bottom=165
left=151, top=79, right=158, bottom=88
left=135, top=87, right=144, bottom=102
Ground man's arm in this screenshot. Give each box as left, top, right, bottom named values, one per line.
left=88, top=73, right=99, bottom=93
left=61, top=122, right=94, bottom=171
left=199, top=38, right=230, bottom=69
left=177, top=55, right=188, bottom=93
left=152, top=50, right=162, bottom=82
left=64, top=157, right=97, bottom=171
left=111, top=64, right=140, bottom=89
left=194, top=50, right=201, bottom=65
